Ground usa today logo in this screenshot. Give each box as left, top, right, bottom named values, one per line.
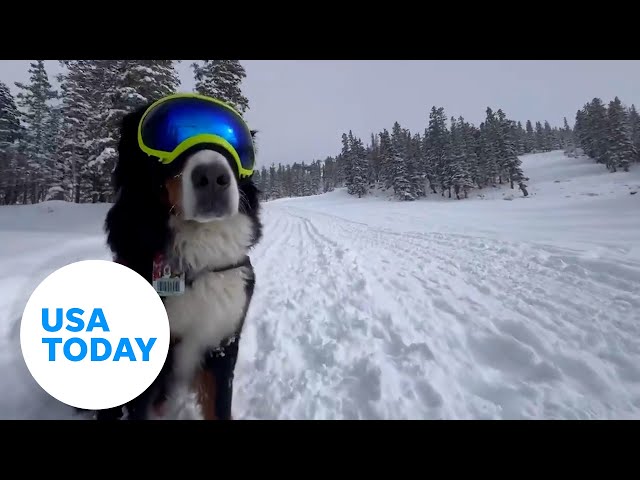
left=20, top=260, right=170, bottom=411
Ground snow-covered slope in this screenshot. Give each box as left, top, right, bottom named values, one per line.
left=1, top=151, right=639, bottom=419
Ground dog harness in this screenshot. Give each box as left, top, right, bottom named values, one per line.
left=184, top=255, right=252, bottom=287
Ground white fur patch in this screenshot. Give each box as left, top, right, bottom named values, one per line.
left=169, top=213, right=256, bottom=272
left=163, top=211, right=255, bottom=389
left=164, top=265, right=251, bottom=382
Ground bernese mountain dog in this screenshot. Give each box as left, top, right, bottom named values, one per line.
left=97, top=100, right=262, bottom=420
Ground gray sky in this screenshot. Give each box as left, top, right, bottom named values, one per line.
left=1, top=60, right=639, bottom=168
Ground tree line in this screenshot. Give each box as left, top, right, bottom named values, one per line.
left=255, top=96, right=639, bottom=202
left=1, top=60, right=638, bottom=206
left=0, top=60, right=248, bottom=205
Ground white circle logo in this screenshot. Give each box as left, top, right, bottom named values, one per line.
left=19, top=260, right=170, bottom=411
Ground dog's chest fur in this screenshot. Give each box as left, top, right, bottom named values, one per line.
left=163, top=213, right=255, bottom=384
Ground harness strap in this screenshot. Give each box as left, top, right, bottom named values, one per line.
left=185, top=255, right=252, bottom=287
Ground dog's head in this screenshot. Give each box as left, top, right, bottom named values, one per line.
left=105, top=101, right=262, bottom=279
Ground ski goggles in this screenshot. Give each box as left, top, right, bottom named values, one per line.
left=137, top=93, right=256, bottom=178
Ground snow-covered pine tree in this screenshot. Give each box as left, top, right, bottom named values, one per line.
left=514, top=121, right=526, bottom=155
left=342, top=131, right=356, bottom=194
left=14, top=60, right=58, bottom=203
left=494, top=109, right=512, bottom=183
left=628, top=104, right=640, bottom=163
left=349, top=133, right=368, bottom=198
left=44, top=104, right=64, bottom=200
left=367, top=132, right=380, bottom=188
left=268, top=164, right=279, bottom=199
left=447, top=117, right=463, bottom=199
left=561, top=116, right=575, bottom=154
left=524, top=120, right=535, bottom=153
left=322, top=156, right=336, bottom=192
left=56, top=60, right=97, bottom=202
left=259, top=166, right=269, bottom=199
left=377, top=129, right=394, bottom=191
left=480, top=108, right=500, bottom=186
left=534, top=121, right=544, bottom=152
left=0, top=81, right=21, bottom=148
left=425, top=106, right=449, bottom=195
left=192, top=60, right=249, bottom=115
left=475, top=122, right=489, bottom=188
left=377, top=129, right=393, bottom=190
left=334, top=151, right=347, bottom=188
left=543, top=121, right=553, bottom=151
left=277, top=164, right=288, bottom=197
left=457, top=116, right=478, bottom=197
left=97, top=60, right=181, bottom=201
left=390, top=121, right=413, bottom=200
left=606, top=96, right=636, bottom=172
left=574, top=107, right=588, bottom=154
left=0, top=81, right=23, bottom=204
left=583, top=97, right=609, bottom=165
left=308, top=161, right=318, bottom=195
left=503, top=119, right=528, bottom=195
left=408, top=132, right=425, bottom=197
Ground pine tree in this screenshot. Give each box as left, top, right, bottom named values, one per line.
left=543, top=121, right=553, bottom=151
left=44, top=104, right=64, bottom=200
left=341, top=132, right=354, bottom=192
left=584, top=97, right=609, bottom=165
left=408, top=132, right=425, bottom=197
left=561, top=116, right=575, bottom=154
left=350, top=135, right=368, bottom=198
left=480, top=108, right=500, bottom=186
left=192, top=60, right=249, bottom=114
left=0, top=82, right=21, bottom=148
left=390, top=121, right=414, bottom=200
left=524, top=120, right=535, bottom=153
left=14, top=60, right=58, bottom=203
left=448, top=117, right=473, bottom=199
left=367, top=132, right=380, bottom=188
left=534, top=121, right=544, bottom=152
left=606, top=97, right=636, bottom=172
left=425, top=106, right=449, bottom=195
left=514, top=121, right=526, bottom=155
left=0, top=81, right=23, bottom=204
left=378, top=129, right=394, bottom=190
left=628, top=104, right=640, bottom=163
left=56, top=60, right=96, bottom=202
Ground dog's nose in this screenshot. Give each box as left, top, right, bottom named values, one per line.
left=191, top=163, right=231, bottom=191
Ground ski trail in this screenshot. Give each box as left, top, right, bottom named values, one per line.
left=235, top=203, right=640, bottom=420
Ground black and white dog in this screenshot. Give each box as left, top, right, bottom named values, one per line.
left=100, top=102, right=262, bottom=420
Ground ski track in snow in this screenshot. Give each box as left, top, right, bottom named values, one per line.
left=235, top=202, right=640, bottom=420
left=1, top=151, right=640, bottom=420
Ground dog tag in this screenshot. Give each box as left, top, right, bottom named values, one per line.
left=152, top=253, right=185, bottom=296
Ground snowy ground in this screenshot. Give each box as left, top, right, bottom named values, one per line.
left=1, top=150, right=639, bottom=419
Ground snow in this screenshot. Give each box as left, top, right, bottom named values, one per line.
left=1, top=151, right=639, bottom=419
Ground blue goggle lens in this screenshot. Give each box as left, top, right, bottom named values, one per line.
left=139, top=96, right=255, bottom=171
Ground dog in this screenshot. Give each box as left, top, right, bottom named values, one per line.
left=98, top=100, right=262, bottom=420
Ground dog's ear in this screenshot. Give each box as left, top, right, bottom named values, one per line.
left=111, top=107, right=153, bottom=191
left=105, top=105, right=172, bottom=279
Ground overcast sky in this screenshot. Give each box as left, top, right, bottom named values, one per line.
left=1, top=60, right=639, bottom=168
